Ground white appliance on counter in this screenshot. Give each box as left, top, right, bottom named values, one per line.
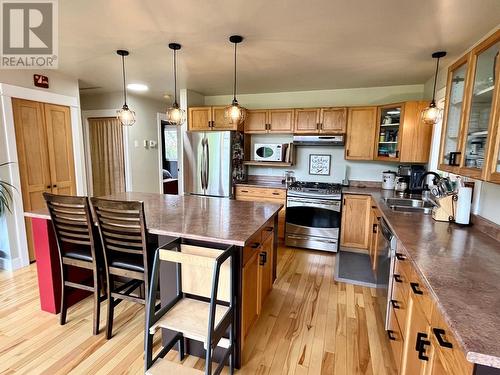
left=382, top=171, right=397, bottom=190
left=254, top=143, right=285, bottom=161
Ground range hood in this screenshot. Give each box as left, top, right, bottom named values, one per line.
left=293, top=135, right=344, bottom=146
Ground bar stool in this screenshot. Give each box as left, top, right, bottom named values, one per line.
left=43, top=193, right=105, bottom=335
left=144, top=238, right=236, bottom=375
left=90, top=197, right=151, bottom=339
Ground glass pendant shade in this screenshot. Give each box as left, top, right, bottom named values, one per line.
left=421, top=101, right=442, bottom=125
left=117, top=104, right=136, bottom=126
left=166, top=102, right=186, bottom=125
left=224, top=100, right=246, bottom=125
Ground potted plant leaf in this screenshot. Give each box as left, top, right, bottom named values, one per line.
left=0, top=162, right=16, bottom=216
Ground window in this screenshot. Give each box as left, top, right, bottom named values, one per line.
left=163, top=128, right=178, bottom=161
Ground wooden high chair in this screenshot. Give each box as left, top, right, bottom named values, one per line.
left=144, top=238, right=236, bottom=375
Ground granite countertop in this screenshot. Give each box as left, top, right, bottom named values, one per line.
left=344, top=186, right=500, bottom=369
left=24, top=192, right=282, bottom=247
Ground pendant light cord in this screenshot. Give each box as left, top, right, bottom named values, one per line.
left=233, top=42, right=237, bottom=103
left=121, top=54, right=127, bottom=106
left=432, top=56, right=441, bottom=103
left=173, top=48, right=178, bottom=105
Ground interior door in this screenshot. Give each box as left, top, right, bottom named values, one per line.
left=44, top=104, right=76, bottom=195
left=12, top=98, right=52, bottom=262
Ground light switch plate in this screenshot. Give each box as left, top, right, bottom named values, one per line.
left=149, top=140, right=157, bottom=148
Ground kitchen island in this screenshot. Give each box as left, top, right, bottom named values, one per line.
left=24, top=192, right=283, bottom=368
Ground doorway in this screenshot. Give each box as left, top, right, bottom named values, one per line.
left=160, top=121, right=181, bottom=194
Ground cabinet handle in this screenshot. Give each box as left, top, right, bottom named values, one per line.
left=395, top=150, right=399, bottom=158
left=46, top=185, right=51, bottom=189
left=395, top=253, right=406, bottom=261
left=272, top=192, right=280, bottom=195
left=410, top=282, right=424, bottom=295
left=415, top=332, right=430, bottom=361
left=432, top=328, right=453, bottom=349
left=259, top=251, right=267, bottom=266
left=52, top=184, right=57, bottom=188
left=346, top=149, right=350, bottom=157
left=343, top=198, right=346, bottom=206
left=265, top=227, right=273, bottom=232
left=390, top=299, right=400, bottom=309
left=241, top=190, right=249, bottom=193
left=320, top=123, right=323, bottom=130
left=387, top=330, right=396, bottom=341
left=251, top=242, right=260, bottom=249
left=393, top=274, right=402, bottom=283
left=372, top=223, right=378, bottom=234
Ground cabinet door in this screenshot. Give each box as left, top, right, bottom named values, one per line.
left=369, top=210, right=380, bottom=272
left=242, top=250, right=260, bottom=340
left=388, top=304, right=404, bottom=374
left=258, top=234, right=273, bottom=309
left=399, top=101, right=433, bottom=163
left=188, top=107, right=212, bottom=131
left=43, top=104, right=76, bottom=196
left=374, top=104, right=402, bottom=161
left=340, top=194, right=371, bottom=249
left=294, top=108, right=320, bottom=134
left=439, top=57, right=470, bottom=172
left=244, top=110, right=268, bottom=133
left=211, top=106, right=230, bottom=130
left=401, top=297, right=431, bottom=375
left=268, top=109, right=294, bottom=133
left=486, top=94, right=500, bottom=183
left=320, top=107, right=346, bottom=134
left=459, top=33, right=500, bottom=179
left=345, top=107, right=377, bottom=160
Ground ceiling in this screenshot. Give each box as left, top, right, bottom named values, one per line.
left=60, top=0, right=500, bottom=100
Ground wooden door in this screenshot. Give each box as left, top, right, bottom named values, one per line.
left=340, top=194, right=371, bottom=249
left=43, top=104, right=76, bottom=195
left=244, top=110, right=267, bottom=133
left=268, top=109, right=294, bottom=133
left=258, top=234, right=273, bottom=309
left=369, top=209, right=380, bottom=271
left=401, top=297, right=430, bottom=375
left=188, top=107, right=211, bottom=131
left=388, top=304, right=404, bottom=373
left=320, top=107, right=347, bottom=134
left=242, top=250, right=260, bottom=340
left=13, top=99, right=52, bottom=262
left=345, top=107, right=377, bottom=160
left=399, top=101, right=433, bottom=163
left=294, top=108, right=320, bottom=133
left=211, top=106, right=231, bottom=130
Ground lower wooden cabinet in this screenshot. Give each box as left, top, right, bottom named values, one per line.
left=340, top=194, right=372, bottom=249
left=242, top=250, right=259, bottom=339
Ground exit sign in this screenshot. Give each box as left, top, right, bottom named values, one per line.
left=33, top=74, right=49, bottom=88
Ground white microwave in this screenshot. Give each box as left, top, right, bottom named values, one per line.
left=254, top=143, right=285, bottom=162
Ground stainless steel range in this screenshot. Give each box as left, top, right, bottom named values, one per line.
left=285, top=181, right=342, bottom=252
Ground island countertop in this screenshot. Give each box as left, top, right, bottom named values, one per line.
left=24, top=192, right=283, bottom=247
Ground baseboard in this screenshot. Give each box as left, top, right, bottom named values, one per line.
left=0, top=256, right=26, bottom=271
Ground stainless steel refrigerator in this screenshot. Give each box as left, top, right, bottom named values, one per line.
left=184, top=131, right=245, bottom=198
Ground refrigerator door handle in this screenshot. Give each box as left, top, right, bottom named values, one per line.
left=205, top=140, right=210, bottom=189
left=200, top=138, right=206, bottom=190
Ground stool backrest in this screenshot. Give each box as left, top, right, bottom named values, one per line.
left=43, top=193, right=97, bottom=261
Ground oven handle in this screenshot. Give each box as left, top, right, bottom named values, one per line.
left=286, top=234, right=338, bottom=244
left=287, top=198, right=341, bottom=207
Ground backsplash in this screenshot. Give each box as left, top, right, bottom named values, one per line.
left=247, top=134, right=399, bottom=183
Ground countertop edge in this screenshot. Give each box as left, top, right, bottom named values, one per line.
left=235, top=182, right=288, bottom=190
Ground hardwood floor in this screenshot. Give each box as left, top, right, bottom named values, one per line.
left=0, top=246, right=396, bottom=374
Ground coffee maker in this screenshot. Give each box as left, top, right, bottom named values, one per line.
left=397, top=165, right=427, bottom=194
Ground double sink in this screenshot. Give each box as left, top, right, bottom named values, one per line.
left=384, top=196, right=436, bottom=214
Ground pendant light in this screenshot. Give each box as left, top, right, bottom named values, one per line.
left=165, top=43, right=186, bottom=125
left=224, top=35, right=246, bottom=125
left=116, top=50, right=136, bottom=126
left=421, top=51, right=447, bottom=125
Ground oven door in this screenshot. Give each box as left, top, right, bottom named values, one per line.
left=285, top=197, right=341, bottom=251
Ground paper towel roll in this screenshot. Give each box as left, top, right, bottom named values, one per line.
left=455, top=187, right=472, bottom=225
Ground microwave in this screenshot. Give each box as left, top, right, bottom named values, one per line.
left=254, top=143, right=285, bottom=162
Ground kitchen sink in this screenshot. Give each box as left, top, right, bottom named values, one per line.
left=384, top=197, right=435, bottom=214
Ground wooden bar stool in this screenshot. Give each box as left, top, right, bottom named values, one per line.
left=43, top=193, right=105, bottom=335
left=90, top=197, right=151, bottom=339
left=145, top=238, right=236, bottom=375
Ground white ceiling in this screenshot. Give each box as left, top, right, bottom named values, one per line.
left=60, top=0, right=500, bottom=99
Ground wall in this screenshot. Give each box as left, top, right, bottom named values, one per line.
left=423, top=25, right=500, bottom=225
left=80, top=92, right=166, bottom=193
left=204, top=84, right=425, bottom=182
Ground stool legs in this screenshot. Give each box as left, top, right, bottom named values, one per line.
left=92, top=270, right=101, bottom=335
left=59, top=266, right=68, bottom=326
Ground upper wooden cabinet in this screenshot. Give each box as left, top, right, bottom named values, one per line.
left=345, top=107, right=377, bottom=160
left=439, top=29, right=500, bottom=183
left=188, top=106, right=243, bottom=131
left=244, top=109, right=294, bottom=134
left=294, top=107, right=346, bottom=134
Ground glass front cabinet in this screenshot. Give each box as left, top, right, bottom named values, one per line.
left=439, top=29, right=500, bottom=183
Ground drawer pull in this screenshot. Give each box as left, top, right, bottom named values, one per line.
left=272, top=192, right=280, bottom=195
left=241, top=190, right=249, bottom=193
left=259, top=252, right=267, bottom=266
left=390, top=299, right=400, bottom=309
left=415, top=332, right=430, bottom=361
left=393, top=274, right=402, bottom=283
left=265, top=227, right=273, bottom=232
left=433, top=328, right=453, bottom=349
left=251, top=242, right=260, bottom=249
left=395, top=253, right=406, bottom=261
left=372, top=223, right=378, bottom=234
left=387, top=330, right=396, bottom=341
left=410, top=282, right=424, bottom=295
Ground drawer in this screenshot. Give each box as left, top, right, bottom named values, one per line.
left=430, top=305, right=473, bottom=375
left=261, top=222, right=274, bottom=242
left=394, top=251, right=412, bottom=280
left=391, top=275, right=410, bottom=338
left=387, top=304, right=404, bottom=373
left=235, top=186, right=286, bottom=200
left=408, top=268, right=433, bottom=324
left=243, top=232, right=262, bottom=266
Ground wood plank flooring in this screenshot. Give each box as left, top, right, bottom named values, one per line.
left=0, top=246, right=396, bottom=374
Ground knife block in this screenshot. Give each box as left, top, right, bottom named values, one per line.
left=432, top=194, right=457, bottom=222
